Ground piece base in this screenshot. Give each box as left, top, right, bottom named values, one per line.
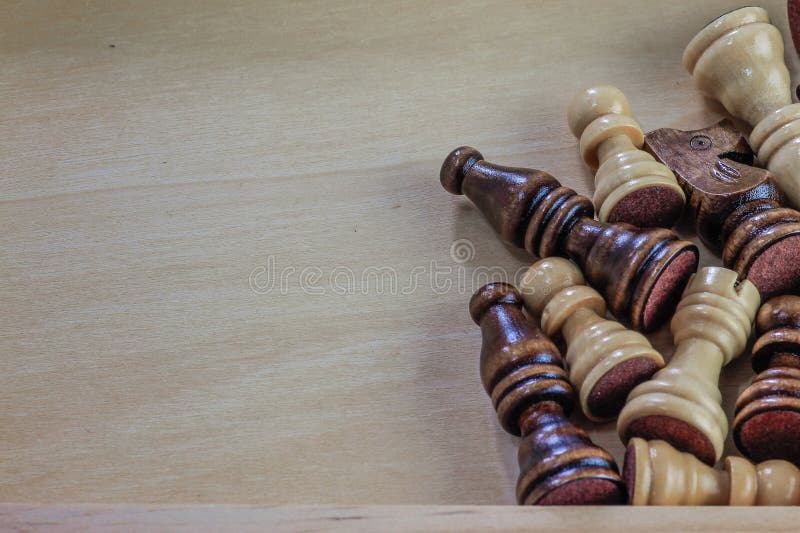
left=622, top=441, right=638, bottom=505
left=623, top=415, right=716, bottom=466
left=607, top=186, right=684, bottom=229
left=533, top=478, right=625, bottom=506
left=736, top=411, right=800, bottom=465
left=587, top=357, right=662, bottom=420
left=745, top=235, right=800, bottom=301
left=642, top=249, right=698, bottom=331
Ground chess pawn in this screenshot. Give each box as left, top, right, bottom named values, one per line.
left=470, top=283, right=626, bottom=505
left=684, top=6, right=800, bottom=208
left=617, top=267, right=760, bottom=465
left=567, top=85, right=685, bottom=228
left=519, top=257, right=664, bottom=421
left=645, top=120, right=800, bottom=301
left=624, top=438, right=800, bottom=505
left=734, top=296, right=800, bottom=465
left=441, top=147, right=698, bottom=332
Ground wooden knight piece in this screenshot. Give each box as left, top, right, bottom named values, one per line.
left=625, top=438, right=800, bottom=506
left=617, top=267, right=760, bottom=465
left=567, top=85, right=685, bottom=228
left=470, top=283, right=626, bottom=505
left=645, top=120, right=800, bottom=301
left=441, top=147, right=699, bottom=331
left=734, top=296, right=800, bottom=466
left=684, top=6, right=800, bottom=208
left=519, top=257, right=664, bottom=421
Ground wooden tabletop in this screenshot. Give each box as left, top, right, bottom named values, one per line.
left=2, top=0, right=799, bottom=527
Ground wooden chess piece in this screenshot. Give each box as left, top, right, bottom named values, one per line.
left=624, top=438, right=800, bottom=505
left=519, top=257, right=664, bottom=421
left=734, top=296, right=800, bottom=466
left=567, top=85, right=685, bottom=228
left=470, top=282, right=626, bottom=505
left=684, top=6, right=800, bottom=208
left=617, top=267, right=760, bottom=465
left=441, top=147, right=699, bottom=332
left=645, top=120, right=800, bottom=301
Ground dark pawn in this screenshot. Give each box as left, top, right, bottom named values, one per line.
left=444, top=147, right=698, bottom=331
left=470, top=283, right=626, bottom=505
left=734, top=296, right=800, bottom=465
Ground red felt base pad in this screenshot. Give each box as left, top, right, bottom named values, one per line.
left=587, top=357, right=661, bottom=420
left=535, top=478, right=625, bottom=505
left=736, top=411, right=800, bottom=465
left=746, top=235, right=800, bottom=301
left=607, top=186, right=685, bottom=230
left=623, top=415, right=716, bottom=466
left=642, top=250, right=697, bottom=331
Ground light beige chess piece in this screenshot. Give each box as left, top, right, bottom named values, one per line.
left=685, top=6, right=800, bottom=207
left=617, top=267, right=760, bottom=465
left=519, top=257, right=664, bottom=422
left=566, top=85, right=685, bottom=227
left=626, top=438, right=800, bottom=505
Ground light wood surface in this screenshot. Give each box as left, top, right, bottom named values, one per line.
left=1, top=504, right=798, bottom=532
left=2, top=0, right=800, bottom=514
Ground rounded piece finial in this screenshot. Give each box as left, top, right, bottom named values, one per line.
left=519, top=258, right=585, bottom=317
left=440, top=146, right=483, bottom=195
left=469, top=282, right=522, bottom=324
left=567, top=85, right=631, bottom=139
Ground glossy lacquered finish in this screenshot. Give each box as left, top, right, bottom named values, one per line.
left=733, top=296, right=800, bottom=466
left=645, top=120, right=800, bottom=301
left=469, top=283, right=625, bottom=505
left=441, top=147, right=699, bottom=332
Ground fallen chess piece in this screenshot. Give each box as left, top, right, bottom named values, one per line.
left=440, top=147, right=698, bottom=331
left=470, top=282, right=626, bottom=505
left=645, top=120, right=800, bottom=300
left=625, top=438, right=800, bottom=505
left=617, top=267, right=760, bottom=465
left=520, top=257, right=664, bottom=422
left=567, top=85, right=684, bottom=228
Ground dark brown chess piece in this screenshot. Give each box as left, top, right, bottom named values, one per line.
left=645, top=120, right=800, bottom=301
left=470, top=282, right=626, bottom=505
left=442, top=147, right=699, bottom=331
left=733, top=296, right=800, bottom=466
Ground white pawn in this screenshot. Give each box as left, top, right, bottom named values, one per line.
left=519, top=257, right=664, bottom=422
left=617, top=267, right=760, bottom=465
left=567, top=85, right=685, bottom=228
left=685, top=6, right=800, bottom=207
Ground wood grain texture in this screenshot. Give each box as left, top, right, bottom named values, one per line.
left=1, top=504, right=798, bottom=532
left=1, top=0, right=799, bottom=509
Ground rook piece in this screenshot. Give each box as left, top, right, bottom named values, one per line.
left=617, top=267, right=760, bottom=465
left=734, top=296, right=800, bottom=465
left=441, top=147, right=699, bottom=331
left=470, top=283, right=626, bottom=505
left=567, top=85, right=685, bottom=227
left=519, top=257, right=664, bottom=421
left=685, top=6, right=800, bottom=207
left=645, top=120, right=800, bottom=300
left=625, top=438, right=800, bottom=505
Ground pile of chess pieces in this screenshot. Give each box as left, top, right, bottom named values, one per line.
left=442, top=6, right=800, bottom=505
